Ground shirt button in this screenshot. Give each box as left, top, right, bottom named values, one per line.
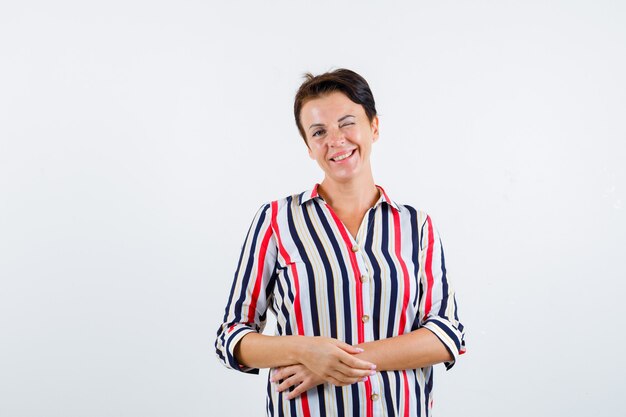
left=371, top=393, right=380, bottom=401
left=351, top=245, right=359, bottom=252
left=362, top=315, right=370, bottom=323
left=360, top=274, right=368, bottom=283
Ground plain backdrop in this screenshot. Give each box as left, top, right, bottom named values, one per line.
left=1, top=1, right=625, bottom=416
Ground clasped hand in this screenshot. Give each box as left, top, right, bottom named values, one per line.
left=270, top=337, right=376, bottom=400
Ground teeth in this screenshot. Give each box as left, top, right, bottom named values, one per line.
left=333, top=150, right=353, bottom=161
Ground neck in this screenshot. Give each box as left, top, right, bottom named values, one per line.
left=318, top=173, right=379, bottom=213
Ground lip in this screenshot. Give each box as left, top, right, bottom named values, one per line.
left=329, top=149, right=356, bottom=162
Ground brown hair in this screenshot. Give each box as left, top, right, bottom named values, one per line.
left=293, top=68, right=377, bottom=144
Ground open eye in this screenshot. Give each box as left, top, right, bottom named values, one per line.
left=312, top=129, right=326, bottom=138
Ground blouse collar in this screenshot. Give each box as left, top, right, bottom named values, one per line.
left=300, top=183, right=401, bottom=212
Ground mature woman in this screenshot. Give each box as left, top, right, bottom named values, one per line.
left=215, top=69, right=465, bottom=416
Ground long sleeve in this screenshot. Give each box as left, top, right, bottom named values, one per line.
left=418, top=215, right=466, bottom=370
left=215, top=203, right=278, bottom=374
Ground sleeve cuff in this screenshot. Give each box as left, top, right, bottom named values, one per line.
left=423, top=318, right=466, bottom=370
left=221, top=325, right=260, bottom=374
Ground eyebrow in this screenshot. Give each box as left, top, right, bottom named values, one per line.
left=308, top=115, right=356, bottom=130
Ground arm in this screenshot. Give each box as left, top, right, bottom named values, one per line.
left=272, top=329, right=449, bottom=400
left=353, top=216, right=464, bottom=370
left=275, top=215, right=465, bottom=398
left=216, top=203, right=375, bottom=382
left=214, top=204, right=277, bottom=374
left=236, top=333, right=377, bottom=385
left=353, top=327, right=452, bottom=370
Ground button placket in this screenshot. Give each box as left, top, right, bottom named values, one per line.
left=354, top=248, right=374, bottom=343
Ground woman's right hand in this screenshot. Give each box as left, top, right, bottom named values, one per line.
left=297, top=336, right=376, bottom=386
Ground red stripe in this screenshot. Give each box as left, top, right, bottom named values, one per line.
left=270, top=201, right=311, bottom=417
left=323, top=204, right=373, bottom=417
left=311, top=183, right=319, bottom=199
left=246, top=226, right=273, bottom=324
left=376, top=185, right=393, bottom=207
left=392, top=209, right=411, bottom=334
left=402, top=370, right=410, bottom=417
left=423, top=216, right=435, bottom=321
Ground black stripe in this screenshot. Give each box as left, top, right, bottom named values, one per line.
left=412, top=370, right=422, bottom=417
left=350, top=385, right=359, bottom=417
left=394, top=371, right=401, bottom=412
left=381, top=371, right=396, bottom=417
left=289, top=392, right=297, bottom=416
left=425, top=369, right=434, bottom=416
left=335, top=386, right=345, bottom=417
left=406, top=206, right=421, bottom=307
left=316, top=385, right=326, bottom=416
left=381, top=207, right=398, bottom=338
left=267, top=377, right=274, bottom=416
left=277, top=389, right=284, bottom=417
left=275, top=267, right=293, bottom=336
left=314, top=201, right=353, bottom=344
left=437, top=243, right=450, bottom=317
left=302, top=202, right=338, bottom=338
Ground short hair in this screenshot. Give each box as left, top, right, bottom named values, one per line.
left=293, top=68, right=377, bottom=143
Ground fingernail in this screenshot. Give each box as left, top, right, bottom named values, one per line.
left=360, top=377, right=368, bottom=382
left=370, top=364, right=377, bottom=370
left=370, top=370, right=376, bottom=376
left=355, top=347, right=364, bottom=353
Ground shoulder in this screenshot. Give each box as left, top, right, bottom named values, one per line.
left=393, top=201, right=431, bottom=226
left=255, top=189, right=312, bottom=217
left=392, top=201, right=444, bottom=243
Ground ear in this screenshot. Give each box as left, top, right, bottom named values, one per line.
left=371, top=115, right=380, bottom=143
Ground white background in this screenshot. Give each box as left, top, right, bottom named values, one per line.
left=1, top=1, right=625, bottom=416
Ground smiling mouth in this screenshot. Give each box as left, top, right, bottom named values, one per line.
left=330, top=150, right=355, bottom=162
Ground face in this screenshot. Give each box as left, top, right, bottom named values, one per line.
left=299, top=91, right=379, bottom=184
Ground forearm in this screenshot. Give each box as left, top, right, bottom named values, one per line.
left=237, top=332, right=377, bottom=387
left=235, top=333, right=303, bottom=369
left=355, top=328, right=453, bottom=371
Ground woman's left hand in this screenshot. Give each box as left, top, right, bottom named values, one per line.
left=271, top=364, right=325, bottom=400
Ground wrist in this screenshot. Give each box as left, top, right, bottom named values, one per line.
left=285, top=335, right=307, bottom=365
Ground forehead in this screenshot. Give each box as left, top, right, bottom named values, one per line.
left=300, top=91, right=365, bottom=123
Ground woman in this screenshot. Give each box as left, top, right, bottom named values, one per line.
left=215, top=68, right=465, bottom=416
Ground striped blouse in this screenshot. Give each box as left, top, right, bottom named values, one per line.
left=215, top=185, right=465, bottom=417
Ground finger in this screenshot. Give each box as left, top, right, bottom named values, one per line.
left=276, top=374, right=302, bottom=393
left=336, top=362, right=377, bottom=378
left=331, top=368, right=373, bottom=385
left=334, top=341, right=366, bottom=355
left=271, top=365, right=299, bottom=382
left=285, top=379, right=316, bottom=400
left=326, top=375, right=359, bottom=387
left=328, top=373, right=370, bottom=387
left=339, top=351, right=377, bottom=370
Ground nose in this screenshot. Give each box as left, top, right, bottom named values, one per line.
left=327, top=126, right=345, bottom=147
